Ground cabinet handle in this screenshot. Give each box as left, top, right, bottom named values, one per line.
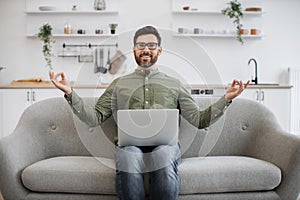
left=255, top=91, right=259, bottom=101
left=27, top=91, right=30, bottom=102
left=32, top=91, right=36, bottom=102
left=261, top=91, right=264, bottom=101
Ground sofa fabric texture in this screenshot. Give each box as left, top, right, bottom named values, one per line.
left=0, top=97, right=299, bottom=200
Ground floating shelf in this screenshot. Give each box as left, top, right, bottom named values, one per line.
left=171, top=10, right=265, bottom=16
left=26, top=10, right=119, bottom=14
left=26, top=33, right=118, bottom=38
left=173, top=33, right=263, bottom=38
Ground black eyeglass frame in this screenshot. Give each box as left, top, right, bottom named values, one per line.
left=134, top=42, right=159, bottom=50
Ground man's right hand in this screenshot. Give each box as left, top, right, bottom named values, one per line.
left=49, top=71, right=72, bottom=95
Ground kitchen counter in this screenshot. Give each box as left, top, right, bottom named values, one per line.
left=0, top=82, right=293, bottom=89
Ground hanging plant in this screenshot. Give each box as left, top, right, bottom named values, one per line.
left=38, top=23, right=55, bottom=69
left=222, top=0, right=244, bottom=44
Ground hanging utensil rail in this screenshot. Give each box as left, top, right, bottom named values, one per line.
left=62, top=43, right=118, bottom=48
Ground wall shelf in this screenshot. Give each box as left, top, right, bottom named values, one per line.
left=26, top=10, right=119, bottom=14
left=172, top=10, right=265, bottom=16
left=26, top=33, right=118, bottom=38
left=173, top=33, right=263, bottom=38
left=171, top=0, right=264, bottom=42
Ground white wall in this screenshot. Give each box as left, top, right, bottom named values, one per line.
left=0, top=0, right=300, bottom=85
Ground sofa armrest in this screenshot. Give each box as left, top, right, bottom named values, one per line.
left=249, top=128, right=300, bottom=200
left=0, top=97, right=89, bottom=200
left=0, top=127, right=48, bottom=200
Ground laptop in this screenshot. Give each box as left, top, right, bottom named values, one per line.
left=117, top=109, right=179, bottom=147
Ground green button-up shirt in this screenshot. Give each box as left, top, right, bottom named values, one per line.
left=65, top=68, right=230, bottom=141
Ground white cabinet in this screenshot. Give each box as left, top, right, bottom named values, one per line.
left=239, top=88, right=291, bottom=131
left=0, top=89, right=62, bottom=137
left=0, top=88, right=106, bottom=138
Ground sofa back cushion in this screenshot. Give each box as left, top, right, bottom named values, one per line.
left=180, top=97, right=280, bottom=158
left=20, top=97, right=279, bottom=159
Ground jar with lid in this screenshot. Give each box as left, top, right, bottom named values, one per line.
left=64, top=23, right=72, bottom=34
left=94, top=0, right=106, bottom=10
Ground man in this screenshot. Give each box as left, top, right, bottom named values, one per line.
left=50, top=25, right=249, bottom=200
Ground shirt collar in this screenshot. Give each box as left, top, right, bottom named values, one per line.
left=135, top=67, right=159, bottom=77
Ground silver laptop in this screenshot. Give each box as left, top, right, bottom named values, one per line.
left=117, top=109, right=179, bottom=147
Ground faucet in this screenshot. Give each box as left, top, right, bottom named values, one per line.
left=248, top=58, right=258, bottom=84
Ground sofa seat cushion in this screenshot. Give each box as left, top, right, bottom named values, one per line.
left=21, top=156, right=116, bottom=194
left=179, top=156, right=281, bottom=194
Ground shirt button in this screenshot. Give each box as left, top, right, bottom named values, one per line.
left=145, top=88, right=149, bottom=92
left=145, top=101, right=149, bottom=104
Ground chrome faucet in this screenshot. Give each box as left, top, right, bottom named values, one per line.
left=248, top=58, right=258, bottom=85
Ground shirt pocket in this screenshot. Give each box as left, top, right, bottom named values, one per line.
left=153, top=88, right=178, bottom=108
left=128, top=95, right=144, bottom=109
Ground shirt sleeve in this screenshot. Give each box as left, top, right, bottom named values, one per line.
left=64, top=80, right=117, bottom=127
left=178, top=83, right=231, bottom=129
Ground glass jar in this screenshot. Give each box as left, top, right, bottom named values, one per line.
left=64, top=23, right=72, bottom=34
left=94, top=0, right=106, bottom=10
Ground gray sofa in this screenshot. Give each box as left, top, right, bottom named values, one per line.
left=0, top=97, right=299, bottom=200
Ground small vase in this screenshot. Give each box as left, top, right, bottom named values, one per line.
left=94, top=0, right=106, bottom=10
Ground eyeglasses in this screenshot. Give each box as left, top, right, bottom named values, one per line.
left=135, top=42, right=158, bottom=50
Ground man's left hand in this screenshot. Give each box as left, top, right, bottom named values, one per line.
left=225, top=80, right=250, bottom=102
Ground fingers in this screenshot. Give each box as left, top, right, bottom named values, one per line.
left=244, top=80, right=250, bottom=88
left=231, top=79, right=238, bottom=87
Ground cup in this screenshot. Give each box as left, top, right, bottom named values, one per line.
left=239, top=29, right=249, bottom=35
left=250, top=28, right=260, bottom=35
left=182, top=6, right=190, bottom=11
left=178, top=27, right=184, bottom=34
left=95, top=29, right=103, bottom=34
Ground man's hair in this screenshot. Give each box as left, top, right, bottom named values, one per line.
left=133, top=26, right=162, bottom=46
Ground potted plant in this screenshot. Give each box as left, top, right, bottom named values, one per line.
left=109, top=23, right=118, bottom=34
left=38, top=23, right=55, bottom=69
left=222, top=0, right=244, bottom=44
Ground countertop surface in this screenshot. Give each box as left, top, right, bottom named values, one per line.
left=0, top=82, right=293, bottom=89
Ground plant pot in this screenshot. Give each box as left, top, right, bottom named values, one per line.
left=110, top=29, right=116, bottom=34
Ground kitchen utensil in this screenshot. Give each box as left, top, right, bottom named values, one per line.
left=108, top=50, right=127, bottom=75
left=94, top=48, right=100, bottom=73
left=94, top=48, right=107, bottom=73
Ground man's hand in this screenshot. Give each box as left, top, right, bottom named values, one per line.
left=49, top=71, right=72, bottom=95
left=225, top=80, right=250, bottom=102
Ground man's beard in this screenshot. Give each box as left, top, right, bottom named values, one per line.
left=134, top=51, right=158, bottom=68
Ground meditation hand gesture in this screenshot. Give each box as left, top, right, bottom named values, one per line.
left=225, top=80, right=250, bottom=102
left=49, top=71, right=72, bottom=95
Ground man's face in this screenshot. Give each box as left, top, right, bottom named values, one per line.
left=133, top=34, right=162, bottom=68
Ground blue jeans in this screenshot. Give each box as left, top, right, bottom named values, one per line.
left=115, top=145, right=181, bottom=200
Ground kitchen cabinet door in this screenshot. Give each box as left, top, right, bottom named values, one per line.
left=0, top=89, right=62, bottom=138
left=238, top=88, right=291, bottom=131
left=0, top=89, right=32, bottom=137
left=261, top=89, right=291, bottom=132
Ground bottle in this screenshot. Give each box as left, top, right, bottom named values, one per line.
left=94, top=0, right=106, bottom=10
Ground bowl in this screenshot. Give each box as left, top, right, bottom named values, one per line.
left=38, top=6, right=56, bottom=11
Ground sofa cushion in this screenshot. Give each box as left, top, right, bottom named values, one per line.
left=22, top=156, right=281, bottom=195
left=21, top=156, right=116, bottom=194
left=179, top=156, right=281, bottom=194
